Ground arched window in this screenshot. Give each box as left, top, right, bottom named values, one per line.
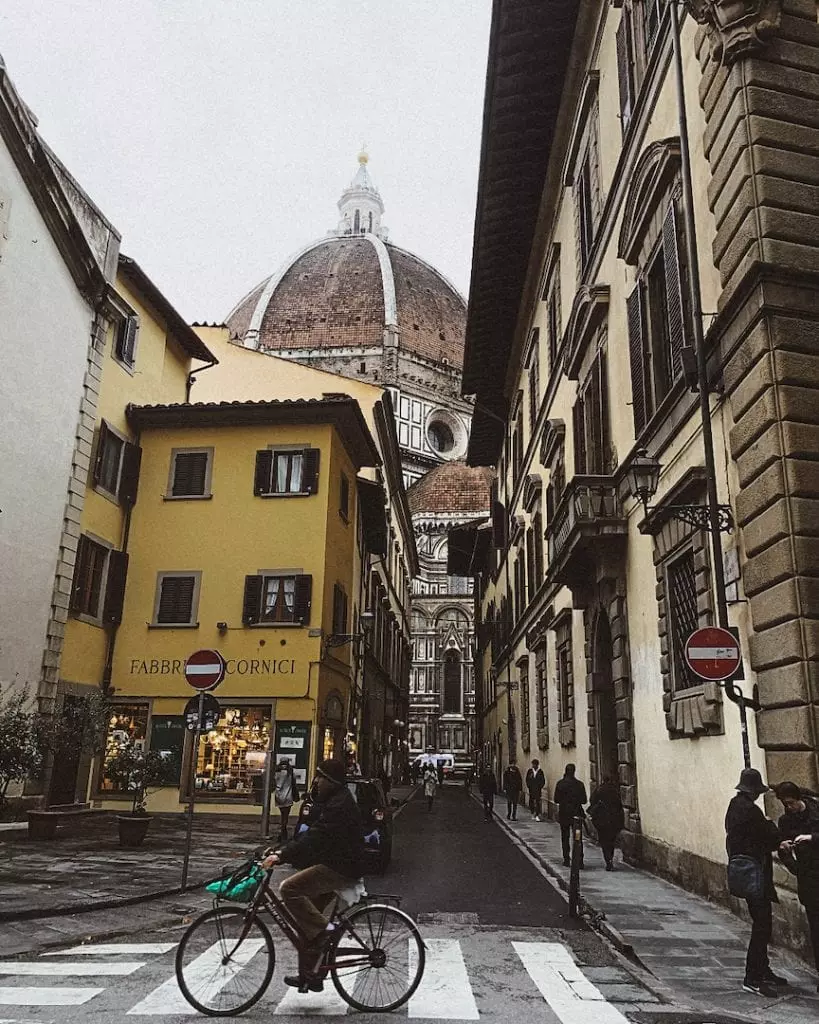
left=354, top=209, right=360, bottom=233
left=443, top=651, right=461, bottom=713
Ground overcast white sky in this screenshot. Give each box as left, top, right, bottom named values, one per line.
left=1, top=1, right=490, bottom=321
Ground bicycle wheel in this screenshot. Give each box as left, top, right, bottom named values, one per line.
left=330, top=902, right=425, bottom=1012
left=175, top=906, right=275, bottom=1017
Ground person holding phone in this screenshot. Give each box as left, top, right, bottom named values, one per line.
left=775, top=781, right=819, bottom=991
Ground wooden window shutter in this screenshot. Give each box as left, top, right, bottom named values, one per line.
left=242, top=575, right=263, bottom=625
left=626, top=285, right=648, bottom=435
left=102, top=551, right=129, bottom=625
left=118, top=442, right=142, bottom=505
left=588, top=113, right=603, bottom=224
left=662, top=204, right=686, bottom=382
left=533, top=510, right=544, bottom=583
left=599, top=350, right=611, bottom=473
left=92, top=422, right=110, bottom=487
left=293, top=575, right=313, bottom=624
left=157, top=576, right=195, bottom=624
left=172, top=451, right=208, bottom=496
left=573, top=397, right=587, bottom=475
left=70, top=535, right=90, bottom=613
left=303, top=449, right=321, bottom=494
left=616, top=13, right=634, bottom=134
left=491, top=500, right=507, bottom=549
left=254, top=450, right=273, bottom=495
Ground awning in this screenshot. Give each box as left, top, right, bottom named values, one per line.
left=447, top=520, right=492, bottom=576
left=357, top=478, right=388, bottom=557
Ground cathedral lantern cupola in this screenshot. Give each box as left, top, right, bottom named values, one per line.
left=336, top=151, right=387, bottom=239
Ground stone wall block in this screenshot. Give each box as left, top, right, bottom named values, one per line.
left=728, top=352, right=774, bottom=420
left=723, top=320, right=771, bottom=395
left=728, top=389, right=778, bottom=458
left=614, top=678, right=630, bottom=702
left=757, top=660, right=814, bottom=708
left=779, top=385, right=819, bottom=425
left=709, top=155, right=753, bottom=227
left=781, top=0, right=819, bottom=20
left=764, top=750, right=819, bottom=792
left=774, top=348, right=819, bottom=383
left=617, top=740, right=634, bottom=764
left=755, top=144, right=819, bottom=189
left=745, top=86, right=819, bottom=133
left=703, top=73, right=745, bottom=158
left=757, top=705, right=819, bottom=750
left=763, top=238, right=819, bottom=276
left=736, top=425, right=784, bottom=488
left=749, top=618, right=807, bottom=670
left=616, top=720, right=630, bottom=742
left=736, top=461, right=784, bottom=525
left=614, top=697, right=631, bottom=723
left=712, top=202, right=760, bottom=274
left=744, top=59, right=819, bottom=102
left=749, top=578, right=800, bottom=631
left=743, top=537, right=795, bottom=596
left=786, top=458, right=819, bottom=498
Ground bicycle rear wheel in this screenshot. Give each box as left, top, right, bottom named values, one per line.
left=175, top=906, right=275, bottom=1017
left=330, top=902, right=425, bottom=1012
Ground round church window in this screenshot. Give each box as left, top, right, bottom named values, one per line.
left=427, top=420, right=455, bottom=454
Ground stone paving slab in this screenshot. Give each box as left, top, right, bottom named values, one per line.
left=494, top=806, right=819, bottom=1024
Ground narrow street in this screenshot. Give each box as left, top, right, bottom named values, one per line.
left=0, top=784, right=747, bottom=1024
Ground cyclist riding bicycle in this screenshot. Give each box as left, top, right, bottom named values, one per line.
left=262, top=758, right=364, bottom=992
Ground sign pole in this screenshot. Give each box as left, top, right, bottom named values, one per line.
left=738, top=693, right=751, bottom=770
left=181, top=689, right=205, bottom=892
left=260, top=745, right=275, bottom=839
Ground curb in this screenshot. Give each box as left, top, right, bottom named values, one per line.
left=0, top=880, right=208, bottom=924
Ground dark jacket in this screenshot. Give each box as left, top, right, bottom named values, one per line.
left=278, top=784, right=364, bottom=879
left=725, top=792, right=781, bottom=903
left=554, top=775, right=587, bottom=824
left=778, top=796, right=819, bottom=906
left=479, top=770, right=497, bottom=797
left=588, top=782, right=625, bottom=836
left=503, top=766, right=523, bottom=797
left=526, top=767, right=545, bottom=794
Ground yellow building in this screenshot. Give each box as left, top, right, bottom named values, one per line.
left=53, top=256, right=215, bottom=805
left=92, top=397, right=382, bottom=814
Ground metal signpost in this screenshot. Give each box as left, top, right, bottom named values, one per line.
left=685, top=626, right=747, bottom=766
left=181, top=649, right=226, bottom=891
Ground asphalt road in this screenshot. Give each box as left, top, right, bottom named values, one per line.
left=0, top=783, right=750, bottom=1024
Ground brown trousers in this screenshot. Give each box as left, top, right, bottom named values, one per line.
left=279, top=864, right=351, bottom=944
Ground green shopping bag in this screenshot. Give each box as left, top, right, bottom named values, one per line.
left=205, top=865, right=264, bottom=903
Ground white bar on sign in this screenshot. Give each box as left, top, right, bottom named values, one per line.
left=0, top=987, right=103, bottom=1006
left=408, top=938, right=479, bottom=1020
left=274, top=986, right=349, bottom=1015
left=44, top=943, right=176, bottom=956
left=185, top=664, right=221, bottom=675
left=513, top=942, right=630, bottom=1024
left=0, top=962, right=145, bottom=976
left=127, top=939, right=265, bottom=1015
left=687, top=647, right=737, bottom=660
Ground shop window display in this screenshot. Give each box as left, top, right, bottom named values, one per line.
left=100, top=704, right=149, bottom=792
left=195, top=705, right=272, bottom=799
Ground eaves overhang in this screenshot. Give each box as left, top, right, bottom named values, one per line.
left=464, top=0, right=581, bottom=466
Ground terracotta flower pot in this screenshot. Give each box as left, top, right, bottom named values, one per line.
left=117, top=814, right=152, bottom=847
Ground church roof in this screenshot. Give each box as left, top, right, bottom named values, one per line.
left=407, top=461, right=493, bottom=515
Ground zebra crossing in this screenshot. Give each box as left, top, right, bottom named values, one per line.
left=0, top=938, right=645, bottom=1020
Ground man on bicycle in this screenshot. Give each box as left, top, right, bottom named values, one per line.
left=262, top=758, right=364, bottom=991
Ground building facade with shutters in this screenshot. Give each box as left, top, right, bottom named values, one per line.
left=461, top=0, right=819, bottom=956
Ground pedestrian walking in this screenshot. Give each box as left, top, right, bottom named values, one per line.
left=464, top=766, right=474, bottom=793
left=554, top=764, right=587, bottom=867
left=588, top=776, right=624, bottom=871
left=525, top=758, right=546, bottom=820
left=423, top=764, right=437, bottom=811
left=503, top=763, right=523, bottom=820
left=725, top=767, right=786, bottom=998
left=775, top=781, right=819, bottom=991
left=437, top=761, right=445, bottom=787
left=274, top=759, right=300, bottom=840
left=479, top=765, right=497, bottom=821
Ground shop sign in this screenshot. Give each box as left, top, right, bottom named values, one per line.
left=274, top=721, right=312, bottom=787
left=184, top=693, right=220, bottom=732
left=129, top=657, right=297, bottom=677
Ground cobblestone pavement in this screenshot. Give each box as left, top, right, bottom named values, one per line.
left=494, top=803, right=819, bottom=1024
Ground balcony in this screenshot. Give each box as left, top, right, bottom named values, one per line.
left=546, top=476, right=628, bottom=599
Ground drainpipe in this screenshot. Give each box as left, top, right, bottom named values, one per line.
left=668, top=0, right=754, bottom=767
left=185, top=359, right=219, bottom=403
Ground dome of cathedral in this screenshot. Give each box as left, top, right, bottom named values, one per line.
left=407, top=461, right=493, bottom=515
left=225, top=157, right=466, bottom=369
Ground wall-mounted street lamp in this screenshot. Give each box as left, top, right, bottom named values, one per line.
left=627, top=449, right=734, bottom=533
left=323, top=611, right=375, bottom=655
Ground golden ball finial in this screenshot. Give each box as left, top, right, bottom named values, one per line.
left=358, top=148, right=369, bottom=165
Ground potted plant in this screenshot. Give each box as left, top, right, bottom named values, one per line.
left=104, top=745, right=170, bottom=847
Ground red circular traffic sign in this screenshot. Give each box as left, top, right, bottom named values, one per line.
left=684, top=627, right=741, bottom=681
left=184, top=649, right=226, bottom=691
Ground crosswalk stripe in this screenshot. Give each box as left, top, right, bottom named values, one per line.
left=513, top=942, right=630, bottom=1024
left=0, top=987, right=103, bottom=1006
left=0, top=962, right=145, bottom=976
left=274, top=984, right=349, bottom=1016
left=408, top=938, right=479, bottom=1020
left=127, top=939, right=265, bottom=1015
left=44, top=944, right=176, bottom=956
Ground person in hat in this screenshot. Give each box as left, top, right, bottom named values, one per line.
left=262, top=759, right=364, bottom=993
left=725, top=767, right=786, bottom=998
left=273, top=758, right=300, bottom=841
left=775, top=781, right=819, bottom=991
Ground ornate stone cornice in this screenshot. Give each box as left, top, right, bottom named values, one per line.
left=684, top=0, right=782, bottom=64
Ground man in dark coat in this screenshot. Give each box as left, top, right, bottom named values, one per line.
left=479, top=765, right=497, bottom=821
left=725, top=767, right=785, bottom=998
left=554, top=763, right=587, bottom=867
left=588, top=777, right=625, bottom=871
left=776, top=781, right=819, bottom=990
left=502, top=763, right=523, bottom=821
left=264, top=759, right=364, bottom=991
left=526, top=759, right=546, bottom=821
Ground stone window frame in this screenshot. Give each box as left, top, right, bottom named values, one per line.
left=518, top=655, right=531, bottom=754
left=165, top=447, right=214, bottom=500
left=540, top=244, right=562, bottom=378
left=150, top=570, right=202, bottom=629
left=534, top=642, right=549, bottom=750
left=552, top=609, right=576, bottom=747
left=564, top=72, right=603, bottom=281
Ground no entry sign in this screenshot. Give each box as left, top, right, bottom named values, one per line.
left=685, top=626, right=741, bottom=681
left=184, top=649, right=226, bottom=691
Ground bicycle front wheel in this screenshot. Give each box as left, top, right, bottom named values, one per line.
left=330, top=902, right=425, bottom=1012
left=175, top=906, right=275, bottom=1017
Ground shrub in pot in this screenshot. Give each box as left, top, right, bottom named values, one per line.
left=104, top=746, right=171, bottom=847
